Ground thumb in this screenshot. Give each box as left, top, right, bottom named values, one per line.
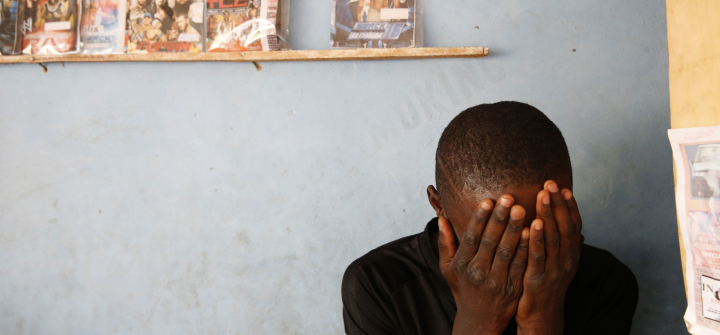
left=437, top=216, right=456, bottom=273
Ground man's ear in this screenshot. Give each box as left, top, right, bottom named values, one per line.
left=426, top=185, right=446, bottom=218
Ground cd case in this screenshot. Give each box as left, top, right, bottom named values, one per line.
left=331, top=0, right=422, bottom=49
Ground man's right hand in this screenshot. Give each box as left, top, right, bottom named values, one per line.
left=438, top=196, right=531, bottom=335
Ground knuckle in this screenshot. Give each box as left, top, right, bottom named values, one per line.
left=453, top=259, right=467, bottom=273
left=505, top=281, right=519, bottom=296
left=480, top=235, right=499, bottom=250
left=495, top=246, right=514, bottom=262
left=485, top=278, right=499, bottom=291
left=506, top=222, right=522, bottom=234
left=543, top=208, right=554, bottom=218
left=510, top=257, right=526, bottom=270
left=467, top=265, right=486, bottom=284
left=491, top=212, right=507, bottom=223
left=532, top=253, right=545, bottom=264
left=473, top=210, right=489, bottom=223
left=462, top=231, right=480, bottom=246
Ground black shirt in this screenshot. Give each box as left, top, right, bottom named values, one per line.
left=342, top=218, right=639, bottom=335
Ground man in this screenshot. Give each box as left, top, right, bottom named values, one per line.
left=175, top=12, right=198, bottom=36
left=342, top=102, right=638, bottom=334
left=247, top=0, right=258, bottom=19
left=128, top=0, right=150, bottom=21
left=187, top=0, right=202, bottom=37
left=133, top=11, right=164, bottom=41
left=164, top=21, right=177, bottom=41
left=172, top=0, right=190, bottom=16
left=152, top=2, right=173, bottom=32
left=217, top=11, right=234, bottom=36
left=40, top=0, right=69, bottom=23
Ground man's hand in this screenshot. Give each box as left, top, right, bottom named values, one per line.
left=438, top=196, right=531, bottom=335
left=516, top=181, right=583, bottom=335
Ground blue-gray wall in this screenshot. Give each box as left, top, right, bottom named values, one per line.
left=0, top=0, right=684, bottom=333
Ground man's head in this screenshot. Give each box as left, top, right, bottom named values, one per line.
left=142, top=12, right=152, bottom=25
left=167, top=22, right=179, bottom=40
left=427, top=101, right=572, bottom=234
left=176, top=13, right=188, bottom=31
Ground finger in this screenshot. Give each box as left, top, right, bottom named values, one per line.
left=453, top=199, right=494, bottom=272
left=526, top=219, right=545, bottom=279
left=437, top=216, right=457, bottom=276
left=562, top=189, right=584, bottom=261
left=490, top=204, right=525, bottom=279
left=508, top=227, right=530, bottom=284
left=562, top=189, right=583, bottom=236
left=471, top=195, right=514, bottom=269
left=536, top=189, right=560, bottom=262
left=545, top=180, right=572, bottom=256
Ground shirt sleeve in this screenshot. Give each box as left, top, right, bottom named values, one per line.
left=342, top=262, right=399, bottom=335
left=584, top=262, right=639, bottom=335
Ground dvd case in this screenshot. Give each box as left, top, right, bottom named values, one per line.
left=0, top=0, right=21, bottom=54
left=79, top=0, right=125, bottom=53
left=18, top=0, right=81, bottom=54
left=205, top=0, right=278, bottom=52
left=126, top=0, right=203, bottom=53
left=331, top=0, right=422, bottom=49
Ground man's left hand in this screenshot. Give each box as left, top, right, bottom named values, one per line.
left=516, top=180, right=583, bottom=335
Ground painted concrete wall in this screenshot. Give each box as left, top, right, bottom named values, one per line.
left=0, top=0, right=684, bottom=334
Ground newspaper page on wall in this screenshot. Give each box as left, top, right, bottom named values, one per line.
left=670, top=125, right=720, bottom=335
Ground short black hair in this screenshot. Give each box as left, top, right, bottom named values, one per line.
left=435, top=101, right=572, bottom=205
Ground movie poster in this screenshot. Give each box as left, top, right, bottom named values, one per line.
left=126, top=0, right=203, bottom=53
left=19, top=0, right=80, bottom=54
left=670, top=125, right=720, bottom=335
left=205, top=0, right=278, bottom=52
left=0, top=0, right=20, bottom=54
left=331, top=0, right=418, bottom=49
left=79, top=0, right=125, bottom=53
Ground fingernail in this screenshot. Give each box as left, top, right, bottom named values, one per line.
left=500, top=197, right=512, bottom=207
left=480, top=200, right=493, bottom=211
left=547, top=182, right=559, bottom=193
left=534, top=220, right=544, bottom=230
left=511, top=207, right=523, bottom=219
left=563, top=190, right=573, bottom=201
left=542, top=195, right=550, bottom=205
left=522, top=228, right=530, bottom=239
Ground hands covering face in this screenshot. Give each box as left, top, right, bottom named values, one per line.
left=438, top=180, right=583, bottom=335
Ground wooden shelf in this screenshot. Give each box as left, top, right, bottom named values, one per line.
left=0, top=47, right=488, bottom=64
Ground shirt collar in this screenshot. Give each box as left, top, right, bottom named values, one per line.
left=418, top=217, right=455, bottom=303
